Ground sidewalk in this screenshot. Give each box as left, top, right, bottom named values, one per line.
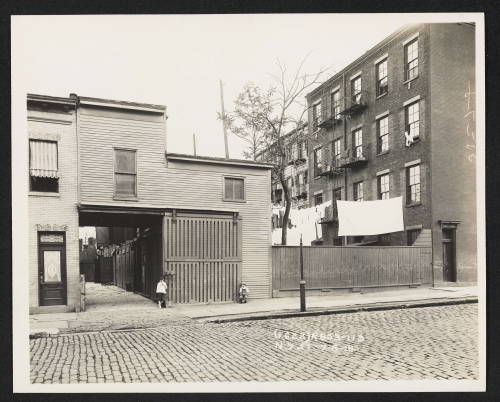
left=29, top=285, right=478, bottom=337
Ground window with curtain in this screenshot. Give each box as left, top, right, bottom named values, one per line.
left=224, top=177, right=245, bottom=201
left=29, top=139, right=59, bottom=192
left=114, top=149, right=137, bottom=197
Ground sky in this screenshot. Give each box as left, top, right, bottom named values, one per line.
left=12, top=14, right=452, bottom=159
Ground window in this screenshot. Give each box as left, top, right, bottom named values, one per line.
left=29, top=140, right=59, bottom=193
left=331, top=90, right=341, bottom=119
left=378, top=173, right=390, bottom=200
left=333, top=187, right=342, bottom=201
left=405, top=38, right=419, bottom=81
left=405, top=101, right=420, bottom=141
left=333, top=139, right=342, bottom=166
left=303, top=170, right=308, bottom=185
left=297, top=141, right=303, bottom=159
left=314, top=147, right=323, bottom=177
left=114, top=149, right=137, bottom=197
left=406, top=164, right=421, bottom=204
left=291, top=143, right=298, bottom=161
left=314, top=192, right=323, bottom=206
left=351, top=76, right=362, bottom=104
left=352, top=128, right=363, bottom=158
left=407, top=229, right=421, bottom=246
left=376, top=59, right=388, bottom=96
left=377, top=116, right=389, bottom=154
left=224, top=177, right=245, bottom=201
left=353, top=181, right=364, bottom=201
left=312, top=101, right=322, bottom=130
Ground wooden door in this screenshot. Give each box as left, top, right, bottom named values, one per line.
left=442, top=229, right=456, bottom=282
left=164, top=214, right=242, bottom=303
left=38, top=232, right=67, bottom=306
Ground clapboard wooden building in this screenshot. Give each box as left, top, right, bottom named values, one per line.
left=28, top=93, right=272, bottom=313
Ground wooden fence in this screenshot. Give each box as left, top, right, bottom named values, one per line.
left=272, top=246, right=432, bottom=292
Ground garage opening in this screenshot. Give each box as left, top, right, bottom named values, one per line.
left=79, top=209, right=164, bottom=306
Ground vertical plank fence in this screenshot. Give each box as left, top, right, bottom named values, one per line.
left=272, top=245, right=432, bottom=293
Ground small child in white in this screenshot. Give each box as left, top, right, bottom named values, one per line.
left=238, top=282, right=250, bottom=303
left=156, top=276, right=168, bottom=308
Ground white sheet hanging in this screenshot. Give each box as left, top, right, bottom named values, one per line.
left=337, top=196, right=404, bottom=236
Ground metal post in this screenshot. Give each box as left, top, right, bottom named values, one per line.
left=299, top=235, right=306, bottom=312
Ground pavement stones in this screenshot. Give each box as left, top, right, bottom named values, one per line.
left=30, top=304, right=479, bottom=384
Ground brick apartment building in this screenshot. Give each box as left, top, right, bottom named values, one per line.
left=28, top=93, right=272, bottom=313
left=306, top=23, right=476, bottom=284
left=258, top=123, right=311, bottom=210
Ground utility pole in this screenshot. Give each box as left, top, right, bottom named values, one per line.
left=193, top=133, right=197, bottom=156
left=219, top=79, right=229, bottom=159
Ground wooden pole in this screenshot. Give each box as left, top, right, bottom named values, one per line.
left=219, top=79, right=229, bottom=159
left=193, top=133, right=197, bottom=156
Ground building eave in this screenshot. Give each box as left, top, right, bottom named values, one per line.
left=166, top=153, right=274, bottom=169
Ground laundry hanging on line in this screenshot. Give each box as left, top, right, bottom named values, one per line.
left=337, top=196, right=404, bottom=236
left=271, top=200, right=331, bottom=246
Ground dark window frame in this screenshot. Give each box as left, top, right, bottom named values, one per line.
left=406, top=164, right=421, bottom=204
left=352, top=128, right=363, bottom=158
left=314, top=192, right=323, bottom=206
left=404, top=38, right=419, bottom=81
left=351, top=76, right=362, bottom=103
left=405, top=101, right=420, bottom=141
left=331, top=90, right=341, bottom=119
left=376, top=58, right=388, bottom=97
left=312, top=101, right=322, bottom=130
left=376, top=115, right=389, bottom=154
left=313, top=147, right=323, bottom=177
left=223, top=176, right=246, bottom=202
left=377, top=173, right=390, bottom=200
left=114, top=148, right=137, bottom=198
left=353, top=181, right=364, bottom=202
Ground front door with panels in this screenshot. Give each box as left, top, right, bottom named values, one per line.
left=38, top=232, right=67, bottom=306
left=442, top=228, right=457, bottom=282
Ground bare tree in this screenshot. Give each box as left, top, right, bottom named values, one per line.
left=223, top=58, right=329, bottom=245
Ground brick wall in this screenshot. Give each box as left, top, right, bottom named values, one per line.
left=307, top=24, right=432, bottom=246
left=429, top=23, right=477, bottom=282
left=28, top=103, right=80, bottom=313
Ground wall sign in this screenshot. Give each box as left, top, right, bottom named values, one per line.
left=36, top=224, right=68, bottom=231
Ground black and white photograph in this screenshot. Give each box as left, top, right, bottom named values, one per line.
left=11, top=12, right=485, bottom=393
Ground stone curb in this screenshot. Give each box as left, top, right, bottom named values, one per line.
left=29, top=296, right=478, bottom=338
left=199, top=296, right=479, bottom=323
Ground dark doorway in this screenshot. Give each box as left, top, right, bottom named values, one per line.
left=38, top=232, right=67, bottom=306
left=442, top=228, right=457, bottom=282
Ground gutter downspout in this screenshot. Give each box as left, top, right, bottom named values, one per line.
left=69, top=93, right=81, bottom=206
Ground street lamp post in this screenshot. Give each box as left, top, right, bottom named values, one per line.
left=299, top=235, right=306, bottom=312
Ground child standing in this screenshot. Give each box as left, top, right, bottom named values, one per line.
left=156, top=276, right=168, bottom=308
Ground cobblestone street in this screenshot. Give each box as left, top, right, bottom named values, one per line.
left=30, top=304, right=478, bottom=383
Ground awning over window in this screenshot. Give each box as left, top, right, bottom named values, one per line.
left=29, top=140, right=58, bottom=178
